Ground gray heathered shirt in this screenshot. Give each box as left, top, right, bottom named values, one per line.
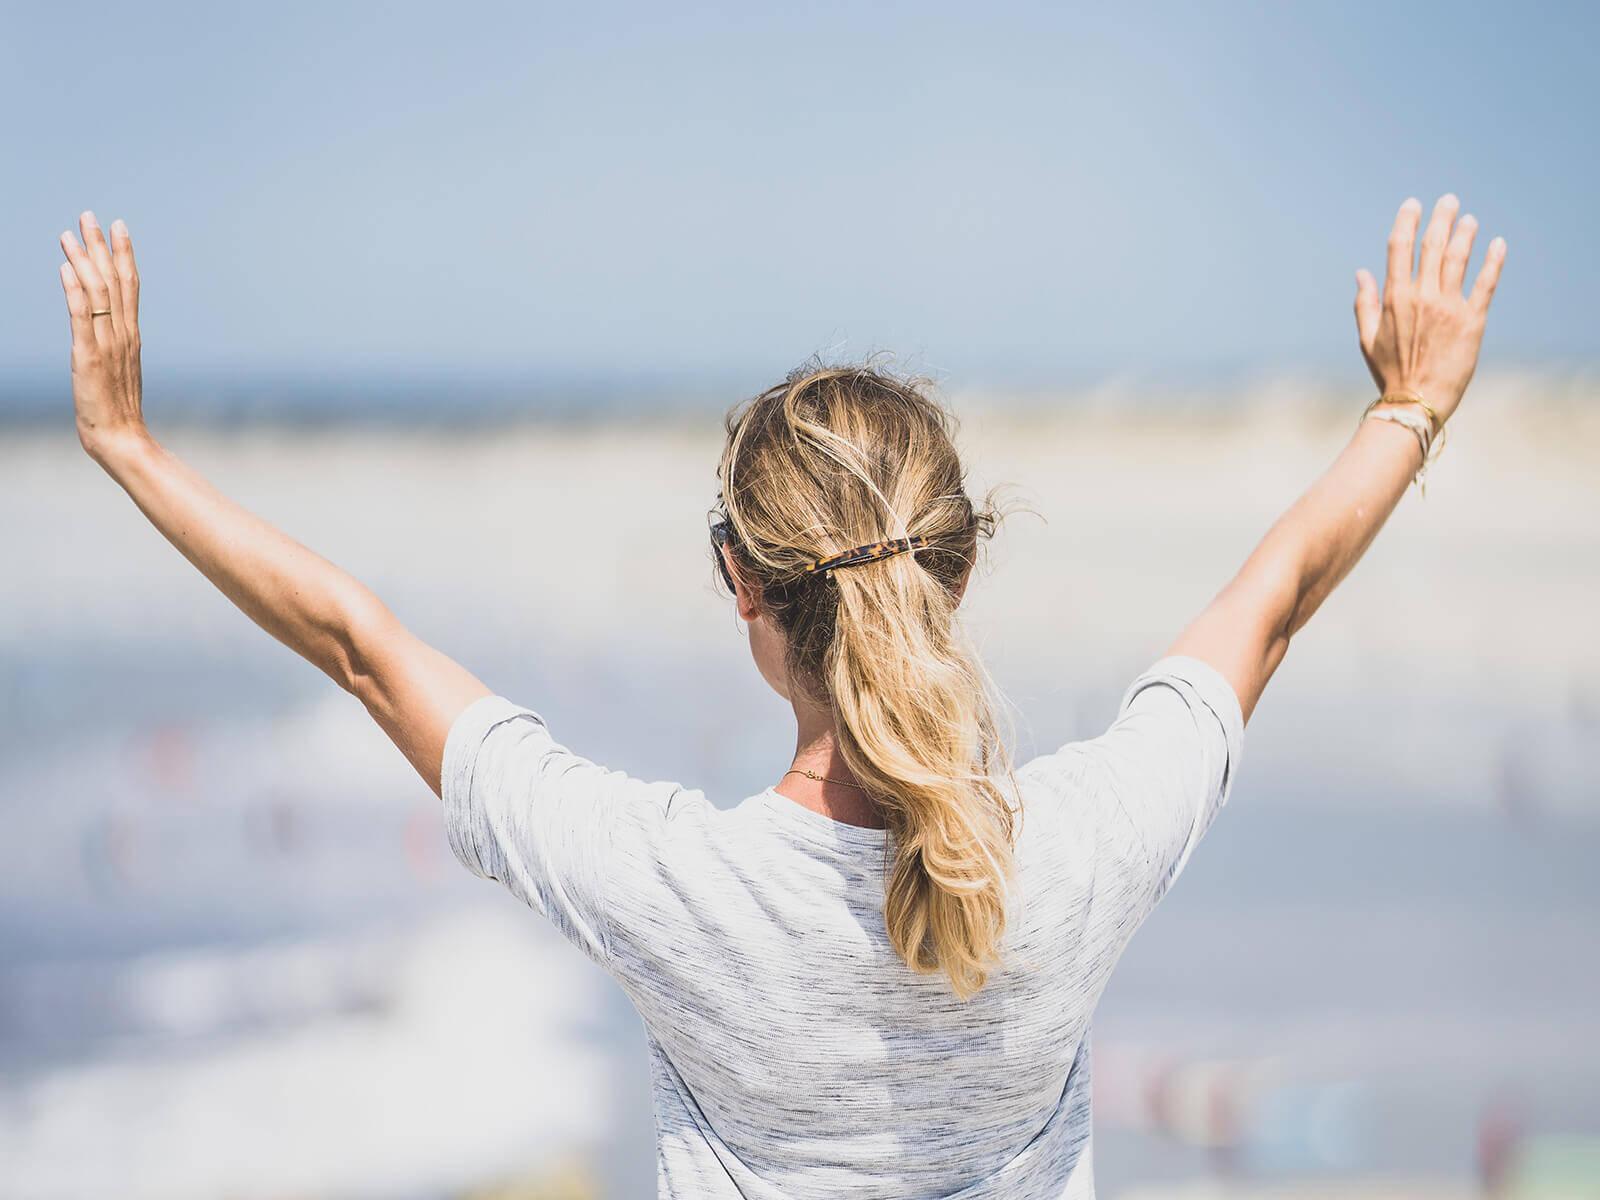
left=442, top=654, right=1243, bottom=1198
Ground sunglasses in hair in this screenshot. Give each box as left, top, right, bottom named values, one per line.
left=709, top=516, right=737, bottom=592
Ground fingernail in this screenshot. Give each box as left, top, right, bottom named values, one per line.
left=1492, top=236, right=1506, bottom=253
left=111, top=219, right=127, bottom=237
left=1440, top=193, right=1459, bottom=207
left=1403, top=197, right=1421, bottom=210
left=1460, top=213, right=1477, bottom=226
left=82, top=210, right=98, bottom=227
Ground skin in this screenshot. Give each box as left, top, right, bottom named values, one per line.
left=56, top=197, right=1504, bottom=827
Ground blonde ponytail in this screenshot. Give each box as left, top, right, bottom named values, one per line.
left=717, top=361, right=1015, bottom=999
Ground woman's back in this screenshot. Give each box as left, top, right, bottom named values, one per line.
left=443, top=655, right=1242, bottom=1198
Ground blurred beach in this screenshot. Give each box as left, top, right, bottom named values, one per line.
left=2, top=372, right=1597, bottom=1198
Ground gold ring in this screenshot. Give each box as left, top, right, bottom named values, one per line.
left=90, top=309, right=113, bottom=317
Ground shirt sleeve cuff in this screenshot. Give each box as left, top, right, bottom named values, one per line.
left=440, top=693, right=545, bottom=881
left=1117, top=653, right=1246, bottom=808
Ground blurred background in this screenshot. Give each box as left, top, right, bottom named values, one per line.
left=3, top=2, right=1598, bottom=1197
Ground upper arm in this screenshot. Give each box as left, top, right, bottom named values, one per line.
left=344, top=604, right=491, bottom=797
left=1166, top=563, right=1297, bottom=726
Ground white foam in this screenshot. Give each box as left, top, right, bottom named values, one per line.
left=0, top=908, right=615, bottom=1199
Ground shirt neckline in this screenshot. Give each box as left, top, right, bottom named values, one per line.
left=760, top=786, right=890, bottom=851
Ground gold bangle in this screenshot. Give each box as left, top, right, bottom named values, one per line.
left=1369, top=390, right=1443, bottom=437
left=1360, top=400, right=1449, bottom=499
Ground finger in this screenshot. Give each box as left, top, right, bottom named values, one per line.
left=60, top=230, right=115, bottom=343
left=1354, top=268, right=1380, bottom=350
left=1468, top=236, right=1507, bottom=314
left=1384, top=197, right=1422, bottom=301
left=1416, top=194, right=1460, bottom=295
left=59, top=262, right=95, bottom=349
left=1440, top=213, right=1478, bottom=296
left=79, top=211, right=125, bottom=336
left=110, top=218, right=140, bottom=332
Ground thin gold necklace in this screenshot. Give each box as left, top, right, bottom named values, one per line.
left=782, top=767, right=865, bottom=790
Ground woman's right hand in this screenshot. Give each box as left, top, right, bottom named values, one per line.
left=59, top=211, right=147, bottom=463
left=1354, top=194, right=1507, bottom=426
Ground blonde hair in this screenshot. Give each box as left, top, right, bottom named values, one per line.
left=716, top=361, right=1015, bottom=999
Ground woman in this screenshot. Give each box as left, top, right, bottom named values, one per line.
left=56, top=195, right=1504, bottom=1198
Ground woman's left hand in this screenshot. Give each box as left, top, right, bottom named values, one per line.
left=59, top=211, right=146, bottom=461
left=1352, top=195, right=1505, bottom=427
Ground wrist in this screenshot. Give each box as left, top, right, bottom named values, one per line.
left=84, top=423, right=158, bottom=475
left=1358, top=398, right=1448, bottom=497
left=1379, top=382, right=1460, bottom=428
left=1356, top=408, right=1424, bottom=462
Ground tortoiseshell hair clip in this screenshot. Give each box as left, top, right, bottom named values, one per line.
left=802, top=536, right=931, bottom=575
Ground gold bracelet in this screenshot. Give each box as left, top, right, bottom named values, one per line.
left=1367, top=390, right=1443, bottom=438
left=1360, top=397, right=1448, bottom=499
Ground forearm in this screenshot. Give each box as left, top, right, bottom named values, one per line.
left=92, top=429, right=387, bottom=692
left=1170, top=414, right=1422, bottom=724
left=1254, top=413, right=1421, bottom=640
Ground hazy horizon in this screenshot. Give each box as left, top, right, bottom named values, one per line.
left=6, top=0, right=1597, bottom=399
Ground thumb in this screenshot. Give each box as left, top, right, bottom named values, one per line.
left=1354, top=268, right=1380, bottom=351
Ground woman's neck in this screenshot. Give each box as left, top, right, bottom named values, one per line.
left=776, top=707, right=886, bottom=830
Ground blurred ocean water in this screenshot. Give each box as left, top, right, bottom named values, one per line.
left=2, top=380, right=1597, bottom=1197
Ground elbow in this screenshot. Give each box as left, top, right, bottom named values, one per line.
left=325, top=594, right=397, bottom=705
left=1237, top=557, right=1305, bottom=646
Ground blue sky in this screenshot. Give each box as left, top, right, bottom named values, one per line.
left=5, top=0, right=1595, bottom=389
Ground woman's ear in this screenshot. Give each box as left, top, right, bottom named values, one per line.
left=954, top=563, right=973, bottom=606
left=721, top=542, right=763, bottom=622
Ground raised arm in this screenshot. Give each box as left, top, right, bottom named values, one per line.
left=57, top=212, right=489, bottom=793
left=1170, top=195, right=1506, bottom=724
